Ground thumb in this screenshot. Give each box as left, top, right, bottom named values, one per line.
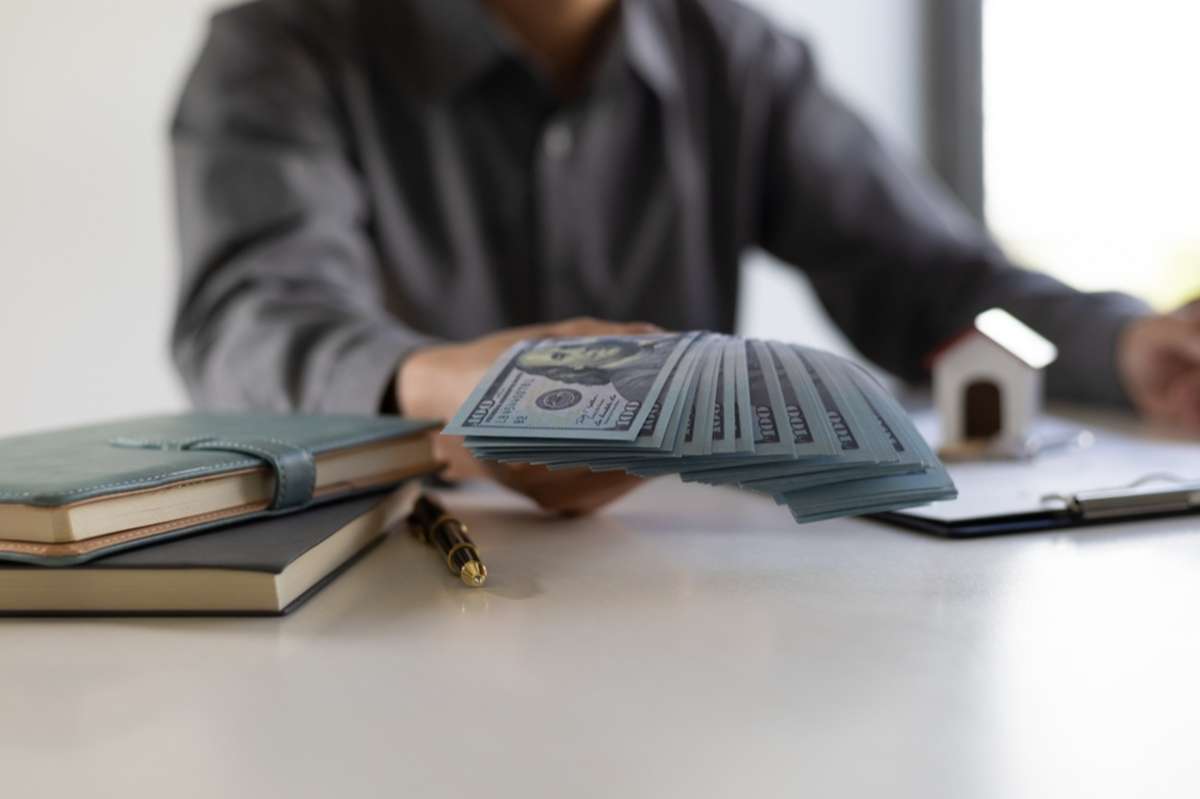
left=1172, top=317, right=1200, bottom=363
left=1145, top=316, right=1200, bottom=364
left=1163, top=371, right=1200, bottom=432
left=1173, top=297, right=1200, bottom=321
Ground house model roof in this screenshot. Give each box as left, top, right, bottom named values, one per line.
left=934, top=308, right=1058, bottom=370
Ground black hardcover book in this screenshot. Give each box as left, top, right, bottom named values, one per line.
left=0, top=489, right=414, bottom=616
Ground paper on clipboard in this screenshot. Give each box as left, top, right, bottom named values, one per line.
left=900, top=411, right=1200, bottom=523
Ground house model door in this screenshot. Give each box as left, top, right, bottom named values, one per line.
left=963, top=380, right=1003, bottom=439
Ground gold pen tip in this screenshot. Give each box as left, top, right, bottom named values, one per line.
left=460, top=561, right=487, bottom=587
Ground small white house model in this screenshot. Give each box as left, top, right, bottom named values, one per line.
left=932, top=308, right=1058, bottom=459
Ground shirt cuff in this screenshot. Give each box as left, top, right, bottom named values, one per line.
left=1043, top=294, right=1151, bottom=408
left=314, top=325, right=443, bottom=417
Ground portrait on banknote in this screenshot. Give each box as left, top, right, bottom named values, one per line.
left=514, top=336, right=680, bottom=405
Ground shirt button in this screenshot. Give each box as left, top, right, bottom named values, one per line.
left=543, top=122, right=573, bottom=160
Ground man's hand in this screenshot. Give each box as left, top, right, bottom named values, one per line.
left=396, top=317, right=659, bottom=514
left=1118, top=300, right=1200, bottom=432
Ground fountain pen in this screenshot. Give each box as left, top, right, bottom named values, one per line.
left=407, top=493, right=488, bottom=587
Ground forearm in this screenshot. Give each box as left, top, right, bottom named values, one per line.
left=805, top=243, right=1151, bottom=404
left=753, top=28, right=1151, bottom=405
left=170, top=143, right=441, bottom=414
left=949, top=263, right=1150, bottom=406
left=172, top=279, right=439, bottom=414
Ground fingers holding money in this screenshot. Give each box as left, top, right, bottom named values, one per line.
left=444, top=332, right=959, bottom=524
left=433, top=419, right=647, bottom=514
left=398, top=318, right=668, bottom=513
left=483, top=461, right=646, bottom=516
left=545, top=317, right=662, bottom=338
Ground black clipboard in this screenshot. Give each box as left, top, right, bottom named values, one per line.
left=872, top=481, right=1200, bottom=537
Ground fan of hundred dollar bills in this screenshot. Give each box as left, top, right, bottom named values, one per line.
left=443, top=333, right=957, bottom=523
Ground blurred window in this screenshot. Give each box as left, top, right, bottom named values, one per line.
left=984, top=0, right=1200, bottom=309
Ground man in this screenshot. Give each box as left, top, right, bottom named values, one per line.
left=171, top=0, right=1200, bottom=514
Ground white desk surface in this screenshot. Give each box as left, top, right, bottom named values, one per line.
left=5, top=454, right=1200, bottom=797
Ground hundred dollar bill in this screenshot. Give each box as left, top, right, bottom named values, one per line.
left=734, top=344, right=899, bottom=497
left=666, top=339, right=793, bottom=478
left=709, top=339, right=737, bottom=454
left=669, top=340, right=800, bottom=482
left=763, top=340, right=838, bottom=458
left=755, top=347, right=941, bottom=500
left=679, top=337, right=724, bottom=456
left=742, top=339, right=788, bottom=456
left=508, top=336, right=709, bottom=469
left=784, top=466, right=958, bottom=523
left=682, top=339, right=841, bottom=478
left=757, top=378, right=931, bottom=499
left=839, top=362, right=956, bottom=501
left=803, top=347, right=931, bottom=474
left=732, top=337, right=756, bottom=454
left=621, top=336, right=719, bottom=476
left=445, top=333, right=698, bottom=440
left=467, top=333, right=704, bottom=460
left=573, top=334, right=724, bottom=477
left=465, top=336, right=716, bottom=472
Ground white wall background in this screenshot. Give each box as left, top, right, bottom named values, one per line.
left=0, top=0, right=927, bottom=438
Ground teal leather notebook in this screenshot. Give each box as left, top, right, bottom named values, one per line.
left=0, top=413, right=438, bottom=566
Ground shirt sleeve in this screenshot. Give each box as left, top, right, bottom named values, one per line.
left=751, top=27, right=1150, bottom=405
left=170, top=5, right=438, bottom=415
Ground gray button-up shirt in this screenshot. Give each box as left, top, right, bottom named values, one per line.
left=171, top=0, right=1149, bottom=415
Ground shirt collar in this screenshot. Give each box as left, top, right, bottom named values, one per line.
left=367, top=0, right=682, bottom=103
left=619, top=0, right=682, bottom=99
left=364, top=0, right=512, bottom=100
